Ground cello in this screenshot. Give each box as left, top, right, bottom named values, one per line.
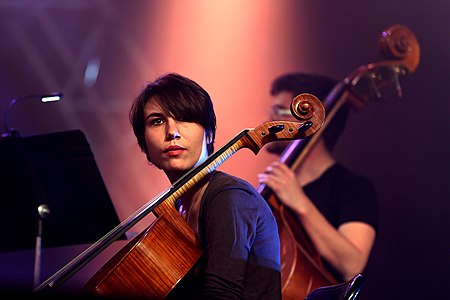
left=34, top=94, right=325, bottom=298
left=257, top=24, right=420, bottom=300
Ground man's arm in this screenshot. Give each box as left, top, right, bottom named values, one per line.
left=258, top=162, right=376, bottom=281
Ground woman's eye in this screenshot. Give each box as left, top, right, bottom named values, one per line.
left=149, top=118, right=164, bottom=126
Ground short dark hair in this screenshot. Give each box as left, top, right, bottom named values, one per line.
left=270, top=72, right=349, bottom=152
left=130, top=73, right=216, bottom=162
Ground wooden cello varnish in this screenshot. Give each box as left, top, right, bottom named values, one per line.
left=85, top=197, right=202, bottom=298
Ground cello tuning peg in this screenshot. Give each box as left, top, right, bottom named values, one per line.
left=268, top=124, right=285, bottom=134
left=298, top=121, right=313, bottom=132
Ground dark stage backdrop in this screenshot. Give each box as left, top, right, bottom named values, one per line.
left=0, top=1, right=448, bottom=299
left=297, top=2, right=450, bottom=299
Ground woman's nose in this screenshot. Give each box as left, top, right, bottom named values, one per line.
left=167, top=131, right=180, bottom=140
left=166, top=119, right=180, bottom=140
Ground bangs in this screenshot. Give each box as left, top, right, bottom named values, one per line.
left=152, top=89, right=206, bottom=124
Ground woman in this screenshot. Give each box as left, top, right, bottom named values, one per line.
left=130, top=73, right=281, bottom=299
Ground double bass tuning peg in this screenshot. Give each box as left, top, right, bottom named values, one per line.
left=393, top=67, right=403, bottom=98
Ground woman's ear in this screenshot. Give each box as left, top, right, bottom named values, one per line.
left=206, top=131, right=215, bottom=148
left=205, top=131, right=214, bottom=155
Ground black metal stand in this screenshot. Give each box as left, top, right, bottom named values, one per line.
left=33, top=204, right=50, bottom=288
left=0, top=130, right=123, bottom=254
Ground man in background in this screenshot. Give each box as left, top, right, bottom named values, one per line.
left=258, top=72, right=378, bottom=282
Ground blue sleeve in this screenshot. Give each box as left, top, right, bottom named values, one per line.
left=200, top=187, right=259, bottom=299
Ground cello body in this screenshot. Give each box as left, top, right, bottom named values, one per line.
left=258, top=24, right=421, bottom=300
left=84, top=199, right=202, bottom=299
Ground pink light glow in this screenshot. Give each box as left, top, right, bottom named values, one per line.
left=116, top=1, right=309, bottom=232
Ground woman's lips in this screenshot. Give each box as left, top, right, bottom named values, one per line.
left=164, top=145, right=185, bottom=156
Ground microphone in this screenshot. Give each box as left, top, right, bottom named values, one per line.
left=2, top=92, right=64, bottom=137
left=38, top=204, right=51, bottom=219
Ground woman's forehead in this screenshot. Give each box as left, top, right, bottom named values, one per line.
left=144, top=98, right=162, bottom=111
left=144, top=97, right=172, bottom=116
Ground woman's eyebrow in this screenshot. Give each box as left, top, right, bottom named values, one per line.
left=145, top=112, right=165, bottom=120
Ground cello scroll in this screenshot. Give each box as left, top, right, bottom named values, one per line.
left=245, top=93, right=325, bottom=153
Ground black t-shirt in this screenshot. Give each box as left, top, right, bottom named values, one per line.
left=303, top=163, right=378, bottom=281
left=304, top=163, right=378, bottom=231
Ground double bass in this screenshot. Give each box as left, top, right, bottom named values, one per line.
left=34, top=94, right=325, bottom=298
left=257, top=24, right=420, bottom=299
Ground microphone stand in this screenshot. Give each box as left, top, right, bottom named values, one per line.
left=0, top=92, right=62, bottom=287
left=33, top=204, right=50, bottom=288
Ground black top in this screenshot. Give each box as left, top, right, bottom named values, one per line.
left=171, top=171, right=281, bottom=300
left=304, top=163, right=378, bottom=231
left=304, top=163, right=378, bottom=280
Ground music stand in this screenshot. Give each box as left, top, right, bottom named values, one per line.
left=0, top=130, right=124, bottom=285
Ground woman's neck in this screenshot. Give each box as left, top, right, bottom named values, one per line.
left=177, top=173, right=213, bottom=234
